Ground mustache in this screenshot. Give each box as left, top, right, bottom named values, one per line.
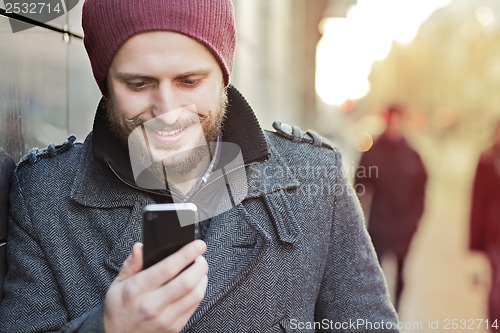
left=125, top=111, right=212, bottom=132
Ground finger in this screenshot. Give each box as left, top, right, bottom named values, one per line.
left=115, top=243, right=143, bottom=284
left=143, top=255, right=208, bottom=311
left=160, top=274, right=209, bottom=332
left=132, top=256, right=208, bottom=324
left=135, top=240, right=206, bottom=291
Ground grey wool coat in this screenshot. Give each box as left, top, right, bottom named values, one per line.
left=0, top=87, right=399, bottom=332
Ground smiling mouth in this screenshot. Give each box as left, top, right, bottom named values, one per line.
left=156, top=128, right=185, bottom=136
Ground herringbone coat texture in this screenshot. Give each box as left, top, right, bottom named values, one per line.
left=0, top=127, right=398, bottom=332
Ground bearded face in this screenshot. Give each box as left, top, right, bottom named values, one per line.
left=107, top=87, right=227, bottom=179
left=105, top=31, right=229, bottom=184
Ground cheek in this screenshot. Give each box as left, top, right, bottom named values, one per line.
left=113, top=92, right=151, bottom=120
left=191, top=86, right=222, bottom=116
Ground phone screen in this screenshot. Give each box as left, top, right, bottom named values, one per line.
left=142, top=203, right=198, bottom=270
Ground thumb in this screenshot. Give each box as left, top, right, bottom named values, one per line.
left=115, top=243, right=143, bottom=283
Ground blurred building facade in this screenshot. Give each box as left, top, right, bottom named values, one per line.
left=232, top=0, right=327, bottom=130
left=0, top=1, right=99, bottom=161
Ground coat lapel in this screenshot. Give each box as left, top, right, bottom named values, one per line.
left=102, top=200, right=147, bottom=274
left=70, top=137, right=153, bottom=274
left=184, top=143, right=301, bottom=329
left=70, top=135, right=146, bottom=209
left=184, top=202, right=270, bottom=328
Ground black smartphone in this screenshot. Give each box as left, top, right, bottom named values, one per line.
left=142, top=203, right=199, bottom=270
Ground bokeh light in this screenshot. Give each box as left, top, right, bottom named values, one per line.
left=316, top=0, right=452, bottom=106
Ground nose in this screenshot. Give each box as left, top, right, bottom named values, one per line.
left=151, top=83, right=181, bottom=124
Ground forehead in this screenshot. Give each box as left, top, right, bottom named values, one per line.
left=110, top=31, right=221, bottom=75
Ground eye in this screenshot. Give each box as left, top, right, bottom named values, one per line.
left=177, top=74, right=203, bottom=88
left=126, top=80, right=151, bottom=90
left=179, top=77, right=201, bottom=87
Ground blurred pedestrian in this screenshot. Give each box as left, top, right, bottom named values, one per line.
left=470, top=121, right=500, bottom=331
left=355, top=104, right=428, bottom=310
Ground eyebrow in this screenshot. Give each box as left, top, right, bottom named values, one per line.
left=114, top=69, right=211, bottom=81
left=114, top=73, right=152, bottom=81
left=177, top=70, right=210, bottom=78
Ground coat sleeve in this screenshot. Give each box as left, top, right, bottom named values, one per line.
left=314, top=152, right=400, bottom=333
left=0, top=173, right=106, bottom=333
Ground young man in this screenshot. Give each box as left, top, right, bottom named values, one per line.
left=0, top=0, right=399, bottom=332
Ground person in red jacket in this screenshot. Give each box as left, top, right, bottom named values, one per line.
left=470, top=121, right=500, bottom=331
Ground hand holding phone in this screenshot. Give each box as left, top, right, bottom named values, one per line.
left=104, top=241, right=208, bottom=333
left=142, top=203, right=199, bottom=270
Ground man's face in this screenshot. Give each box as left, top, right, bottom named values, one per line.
left=106, top=31, right=227, bottom=178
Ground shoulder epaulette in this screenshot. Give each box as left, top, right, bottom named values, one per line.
left=272, top=121, right=335, bottom=150
left=18, top=135, right=77, bottom=166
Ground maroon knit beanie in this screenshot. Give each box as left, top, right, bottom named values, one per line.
left=82, top=0, right=236, bottom=95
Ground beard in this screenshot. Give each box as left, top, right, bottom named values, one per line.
left=106, top=86, right=228, bottom=182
